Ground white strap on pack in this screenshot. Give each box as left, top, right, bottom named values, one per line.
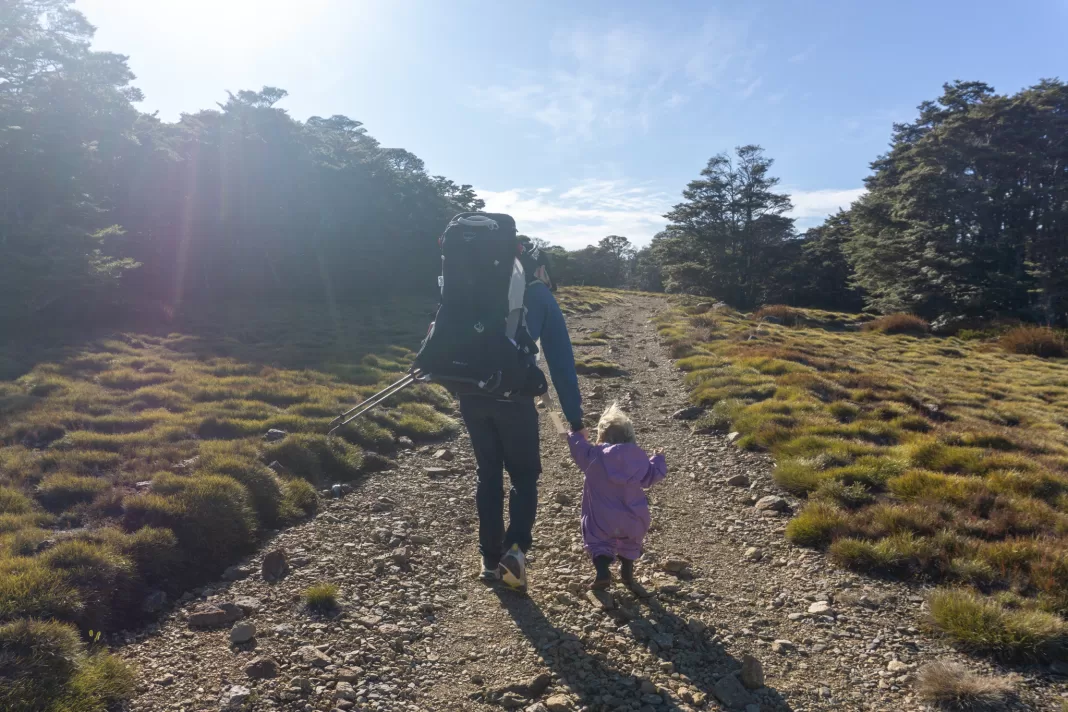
left=454, top=215, right=499, bottom=230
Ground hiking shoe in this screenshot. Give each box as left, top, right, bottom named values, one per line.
left=478, top=556, right=502, bottom=583
left=500, top=544, right=527, bottom=590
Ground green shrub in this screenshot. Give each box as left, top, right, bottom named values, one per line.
left=575, top=357, right=624, bottom=376
left=773, top=459, right=824, bottom=495
left=785, top=502, right=848, bottom=547
left=36, top=474, right=109, bottom=512
left=0, top=486, right=34, bottom=515
left=999, top=326, right=1066, bottom=358
left=0, top=619, right=134, bottom=712
left=56, top=651, right=137, bottom=712
left=929, top=588, right=1068, bottom=661
left=40, top=540, right=135, bottom=631
left=861, top=313, right=930, bottom=335
left=811, top=480, right=875, bottom=509
left=753, top=304, right=803, bottom=326
left=119, top=493, right=176, bottom=538
left=281, top=478, right=318, bottom=521
left=304, top=582, right=339, bottom=613
left=0, top=556, right=83, bottom=623
left=264, top=434, right=362, bottom=484
left=0, top=619, right=83, bottom=711
left=197, top=455, right=284, bottom=527
left=91, top=526, right=180, bottom=591
left=168, top=475, right=258, bottom=574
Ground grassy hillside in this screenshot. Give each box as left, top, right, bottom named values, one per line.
left=0, top=299, right=458, bottom=710
left=657, top=301, right=1068, bottom=662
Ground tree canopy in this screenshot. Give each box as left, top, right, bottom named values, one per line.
left=0, top=0, right=483, bottom=328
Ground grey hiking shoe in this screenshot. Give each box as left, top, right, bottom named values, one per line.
left=500, top=544, right=527, bottom=590
left=479, top=559, right=502, bottom=582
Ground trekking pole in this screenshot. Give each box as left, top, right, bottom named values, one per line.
left=328, top=371, right=424, bottom=435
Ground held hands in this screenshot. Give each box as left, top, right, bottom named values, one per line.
left=655, top=448, right=665, bottom=456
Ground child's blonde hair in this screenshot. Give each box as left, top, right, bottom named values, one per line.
left=597, top=402, right=635, bottom=444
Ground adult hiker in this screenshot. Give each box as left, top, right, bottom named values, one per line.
left=411, top=215, right=583, bottom=591
left=464, top=236, right=584, bottom=589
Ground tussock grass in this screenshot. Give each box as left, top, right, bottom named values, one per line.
left=661, top=298, right=1068, bottom=660
left=304, top=582, right=339, bottom=613
left=999, top=326, right=1066, bottom=358
left=575, top=356, right=625, bottom=377
left=0, top=619, right=135, bottom=712
left=929, top=589, right=1067, bottom=661
left=0, top=297, right=458, bottom=708
left=915, top=661, right=1015, bottom=711
left=862, top=313, right=930, bottom=334
left=753, top=304, right=804, bottom=326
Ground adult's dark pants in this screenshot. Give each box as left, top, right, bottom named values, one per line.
left=458, top=395, right=542, bottom=564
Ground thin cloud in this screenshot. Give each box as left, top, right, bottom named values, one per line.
left=741, top=77, right=763, bottom=99
left=470, top=11, right=758, bottom=142
left=787, top=187, right=866, bottom=229
left=479, top=179, right=672, bottom=249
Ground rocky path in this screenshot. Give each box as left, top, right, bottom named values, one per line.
left=120, top=295, right=1056, bottom=712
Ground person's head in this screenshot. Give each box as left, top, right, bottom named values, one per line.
left=596, top=402, right=635, bottom=445
left=519, top=237, right=554, bottom=291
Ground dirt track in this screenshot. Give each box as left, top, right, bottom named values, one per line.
left=121, top=294, right=1057, bottom=712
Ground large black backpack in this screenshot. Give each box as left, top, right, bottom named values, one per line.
left=412, top=213, right=548, bottom=398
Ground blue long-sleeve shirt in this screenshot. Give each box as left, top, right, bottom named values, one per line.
left=524, top=282, right=583, bottom=427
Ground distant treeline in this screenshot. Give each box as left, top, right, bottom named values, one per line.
left=1, top=1, right=481, bottom=329
left=549, top=80, right=1068, bottom=326
left=3, top=0, right=1066, bottom=330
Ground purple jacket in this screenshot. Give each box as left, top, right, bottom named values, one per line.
left=568, top=433, right=667, bottom=558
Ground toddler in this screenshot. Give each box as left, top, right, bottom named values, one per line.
left=567, top=403, right=666, bottom=590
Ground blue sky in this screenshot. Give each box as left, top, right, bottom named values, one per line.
left=78, top=0, right=1067, bottom=249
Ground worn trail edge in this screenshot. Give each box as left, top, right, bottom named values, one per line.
left=122, top=295, right=1055, bottom=712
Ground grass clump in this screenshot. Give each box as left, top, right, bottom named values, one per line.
left=753, top=304, right=803, bottom=326
left=36, top=474, right=110, bottom=512
left=0, top=619, right=134, bottom=712
left=785, top=501, right=848, bottom=547
left=862, top=313, right=930, bottom=334
left=304, top=582, right=339, bottom=613
left=999, top=326, right=1066, bottom=358
left=914, top=661, right=1015, bottom=711
left=0, top=486, right=35, bottom=515
left=264, top=434, right=363, bottom=485
left=575, top=356, right=625, bottom=376
left=929, top=588, right=1068, bottom=661
left=662, top=297, right=1068, bottom=659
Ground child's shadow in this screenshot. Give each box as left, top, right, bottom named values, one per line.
left=624, top=590, right=793, bottom=710
left=490, top=587, right=793, bottom=711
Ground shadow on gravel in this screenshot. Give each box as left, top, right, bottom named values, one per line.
left=629, top=594, right=794, bottom=712
left=491, top=587, right=794, bottom=711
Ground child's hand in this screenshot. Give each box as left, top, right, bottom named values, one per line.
left=655, top=448, right=665, bottom=456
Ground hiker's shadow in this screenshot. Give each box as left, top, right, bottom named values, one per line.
left=490, top=587, right=793, bottom=711
left=625, top=589, right=793, bottom=711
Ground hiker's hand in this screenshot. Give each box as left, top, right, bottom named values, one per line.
left=655, top=448, right=665, bottom=456
left=575, top=428, right=589, bottom=440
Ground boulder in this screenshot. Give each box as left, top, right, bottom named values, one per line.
left=726, top=474, right=750, bottom=487
left=713, top=674, right=755, bottom=709
left=229, top=622, right=256, bottom=644
left=740, top=654, right=764, bottom=689
left=264, top=428, right=287, bottom=442
left=188, top=603, right=242, bottom=628
left=142, top=589, right=167, bottom=614
left=672, top=406, right=704, bottom=421
left=297, top=645, right=332, bottom=668
left=244, top=656, right=279, bottom=679
left=261, top=549, right=289, bottom=582
left=754, top=496, right=788, bottom=512
left=219, top=685, right=251, bottom=709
